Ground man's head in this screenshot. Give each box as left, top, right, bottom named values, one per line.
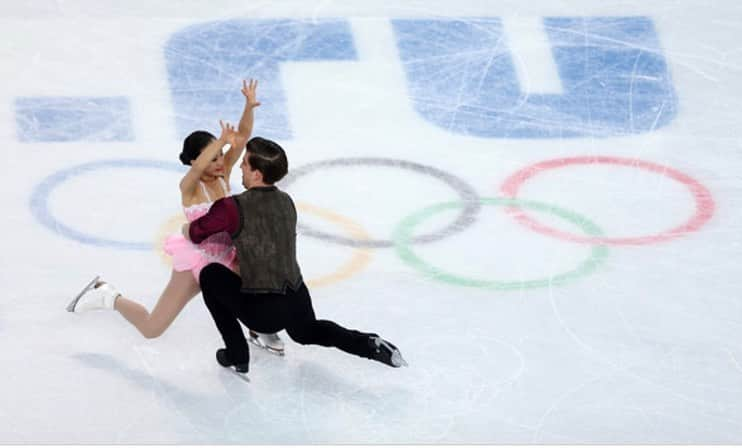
left=241, top=137, right=288, bottom=188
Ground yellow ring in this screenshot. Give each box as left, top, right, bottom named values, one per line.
left=296, top=202, right=373, bottom=288
left=154, top=212, right=188, bottom=267
left=153, top=201, right=373, bottom=288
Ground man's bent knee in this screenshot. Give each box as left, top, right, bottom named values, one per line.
left=286, top=327, right=313, bottom=345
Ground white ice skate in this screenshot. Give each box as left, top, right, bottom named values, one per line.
left=66, top=276, right=120, bottom=312
left=248, top=330, right=285, bottom=356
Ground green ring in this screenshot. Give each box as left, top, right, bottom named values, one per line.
left=393, top=198, right=609, bottom=290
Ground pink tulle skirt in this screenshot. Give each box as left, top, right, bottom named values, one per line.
left=163, top=232, right=237, bottom=282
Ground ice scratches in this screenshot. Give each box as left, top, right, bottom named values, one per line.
left=413, top=363, right=473, bottom=441
left=531, top=373, right=610, bottom=443
left=407, top=18, right=676, bottom=137
left=628, top=48, right=644, bottom=134
left=221, top=392, right=270, bottom=442
left=299, top=370, right=317, bottom=443
left=547, top=286, right=600, bottom=359
left=647, top=100, right=667, bottom=133
left=546, top=286, right=742, bottom=430
left=283, top=361, right=402, bottom=444
left=409, top=82, right=644, bottom=135
left=449, top=34, right=508, bottom=132
left=666, top=50, right=733, bottom=82
left=609, top=290, right=644, bottom=349
left=15, top=97, right=133, bottom=142
left=449, top=337, right=525, bottom=441
left=309, top=0, right=333, bottom=23
left=402, top=328, right=526, bottom=442
left=544, top=25, right=664, bottom=55
left=726, top=348, right=742, bottom=375
left=477, top=334, right=529, bottom=432
left=71, top=351, right=224, bottom=442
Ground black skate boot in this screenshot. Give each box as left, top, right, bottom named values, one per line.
left=216, top=348, right=250, bottom=381
left=367, top=335, right=408, bottom=367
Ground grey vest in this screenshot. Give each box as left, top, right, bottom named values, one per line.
left=231, top=186, right=303, bottom=293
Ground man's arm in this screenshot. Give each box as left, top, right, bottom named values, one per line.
left=182, top=196, right=240, bottom=243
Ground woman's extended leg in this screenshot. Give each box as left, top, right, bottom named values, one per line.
left=113, top=269, right=200, bottom=339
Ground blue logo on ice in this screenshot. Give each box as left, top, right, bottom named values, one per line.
left=392, top=17, right=677, bottom=138
left=15, top=97, right=134, bottom=142
left=18, top=16, right=677, bottom=143
left=164, top=16, right=676, bottom=140
left=165, top=19, right=357, bottom=140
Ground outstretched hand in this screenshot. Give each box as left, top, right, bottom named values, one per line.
left=241, top=79, right=261, bottom=109
left=219, top=120, right=238, bottom=144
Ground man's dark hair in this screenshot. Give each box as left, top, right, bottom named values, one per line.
left=179, top=130, right=216, bottom=165
left=246, top=137, right=288, bottom=184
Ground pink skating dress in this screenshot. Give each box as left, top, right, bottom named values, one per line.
left=163, top=178, right=237, bottom=282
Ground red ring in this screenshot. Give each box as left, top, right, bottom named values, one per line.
left=499, top=156, right=715, bottom=245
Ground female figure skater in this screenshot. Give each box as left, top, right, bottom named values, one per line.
left=67, top=80, right=285, bottom=355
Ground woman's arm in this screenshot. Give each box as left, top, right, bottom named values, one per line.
left=224, top=79, right=261, bottom=173
left=179, top=120, right=237, bottom=201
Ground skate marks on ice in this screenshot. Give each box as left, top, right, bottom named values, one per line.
left=162, top=17, right=676, bottom=140
left=225, top=368, right=250, bottom=383
left=70, top=352, right=409, bottom=443
left=219, top=360, right=412, bottom=444
left=391, top=16, right=677, bottom=138
left=15, top=96, right=134, bottom=142
left=70, top=352, right=250, bottom=443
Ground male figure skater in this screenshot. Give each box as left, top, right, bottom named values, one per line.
left=184, top=134, right=407, bottom=376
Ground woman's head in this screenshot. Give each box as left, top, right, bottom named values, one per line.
left=179, top=130, right=215, bottom=165
left=179, top=130, right=226, bottom=177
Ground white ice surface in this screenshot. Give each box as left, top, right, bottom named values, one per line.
left=1, top=0, right=741, bottom=444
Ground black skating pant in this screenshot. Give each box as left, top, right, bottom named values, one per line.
left=199, top=263, right=375, bottom=364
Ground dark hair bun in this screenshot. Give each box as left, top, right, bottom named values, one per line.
left=180, top=130, right=216, bottom=166
left=178, top=151, right=191, bottom=165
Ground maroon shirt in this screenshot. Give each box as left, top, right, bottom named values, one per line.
left=188, top=196, right=240, bottom=243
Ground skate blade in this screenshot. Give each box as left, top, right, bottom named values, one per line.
left=229, top=368, right=251, bottom=383
left=265, top=346, right=285, bottom=357
left=248, top=336, right=285, bottom=357
left=66, top=275, right=100, bottom=312
left=391, top=351, right=409, bottom=367
left=377, top=338, right=409, bottom=368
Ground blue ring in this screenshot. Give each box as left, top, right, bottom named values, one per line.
left=30, top=159, right=185, bottom=250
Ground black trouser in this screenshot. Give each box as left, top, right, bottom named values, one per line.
left=199, top=263, right=375, bottom=364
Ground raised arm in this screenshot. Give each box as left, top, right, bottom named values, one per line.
left=224, top=79, right=261, bottom=173
left=179, top=120, right=237, bottom=202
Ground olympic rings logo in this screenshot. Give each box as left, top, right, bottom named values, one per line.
left=30, top=156, right=715, bottom=290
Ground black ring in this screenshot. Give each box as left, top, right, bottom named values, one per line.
left=281, top=157, right=481, bottom=248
